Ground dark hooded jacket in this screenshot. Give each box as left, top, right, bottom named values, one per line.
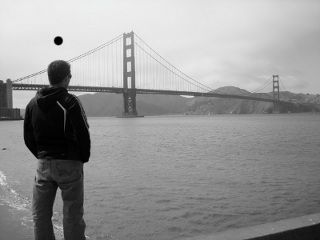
left=23, top=87, right=90, bottom=163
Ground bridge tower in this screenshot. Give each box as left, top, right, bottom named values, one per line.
left=122, top=31, right=138, bottom=117
left=272, top=75, right=280, bottom=113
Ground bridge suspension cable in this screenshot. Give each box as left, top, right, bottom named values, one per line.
left=67, top=34, right=122, bottom=63
left=251, top=77, right=273, bottom=94
left=134, top=33, right=214, bottom=93
left=279, top=77, right=287, bottom=92
left=12, top=35, right=122, bottom=86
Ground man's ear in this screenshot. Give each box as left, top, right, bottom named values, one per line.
left=66, top=76, right=71, bottom=86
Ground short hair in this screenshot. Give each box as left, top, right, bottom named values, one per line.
left=47, top=60, right=71, bottom=85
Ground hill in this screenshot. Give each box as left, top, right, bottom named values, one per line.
left=77, top=87, right=320, bottom=116
left=78, top=93, right=188, bottom=116
left=186, top=86, right=320, bottom=114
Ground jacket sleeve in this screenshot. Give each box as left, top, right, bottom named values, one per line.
left=67, top=96, right=91, bottom=163
left=23, top=103, right=38, bottom=158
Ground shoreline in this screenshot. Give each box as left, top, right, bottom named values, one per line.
left=0, top=204, right=33, bottom=240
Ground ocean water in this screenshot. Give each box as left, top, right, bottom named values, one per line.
left=1, top=114, right=320, bottom=240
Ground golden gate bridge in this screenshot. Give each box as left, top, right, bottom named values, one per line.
left=1, top=31, right=283, bottom=118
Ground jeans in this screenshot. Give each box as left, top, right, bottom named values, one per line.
left=32, top=159, right=86, bottom=240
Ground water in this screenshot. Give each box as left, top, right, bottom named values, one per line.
left=1, top=114, right=320, bottom=240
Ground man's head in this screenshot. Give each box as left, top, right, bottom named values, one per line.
left=47, top=60, right=71, bottom=87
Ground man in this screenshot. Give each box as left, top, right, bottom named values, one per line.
left=24, top=60, right=90, bottom=240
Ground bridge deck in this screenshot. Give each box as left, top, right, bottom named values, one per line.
left=12, top=84, right=277, bottom=103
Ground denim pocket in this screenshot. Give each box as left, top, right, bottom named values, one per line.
left=55, top=160, right=83, bottom=182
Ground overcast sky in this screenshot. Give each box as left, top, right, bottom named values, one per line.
left=1, top=0, right=320, bottom=108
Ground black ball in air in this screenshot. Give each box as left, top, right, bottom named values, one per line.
left=54, top=36, right=63, bottom=45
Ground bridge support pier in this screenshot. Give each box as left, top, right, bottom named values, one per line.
left=272, top=75, right=280, bottom=113
left=0, top=79, right=13, bottom=109
left=0, top=79, right=20, bottom=120
left=122, top=31, right=140, bottom=117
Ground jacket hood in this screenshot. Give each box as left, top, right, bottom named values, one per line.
left=36, top=87, right=67, bottom=110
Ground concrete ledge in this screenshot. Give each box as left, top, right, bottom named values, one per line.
left=187, top=213, right=320, bottom=240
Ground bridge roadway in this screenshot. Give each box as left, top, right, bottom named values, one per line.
left=12, top=83, right=278, bottom=103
